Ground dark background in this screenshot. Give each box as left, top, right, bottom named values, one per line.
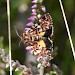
left=0, top=0, right=75, bottom=75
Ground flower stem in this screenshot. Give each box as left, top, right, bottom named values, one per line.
left=7, top=0, right=12, bottom=75
left=59, top=0, right=75, bottom=60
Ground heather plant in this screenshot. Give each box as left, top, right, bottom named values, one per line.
left=0, top=0, right=75, bottom=75
left=0, top=0, right=62, bottom=75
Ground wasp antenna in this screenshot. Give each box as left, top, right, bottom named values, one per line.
left=14, top=26, right=22, bottom=47
left=14, top=26, right=22, bottom=39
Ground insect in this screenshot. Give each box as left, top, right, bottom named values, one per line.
left=14, top=13, right=54, bottom=67
left=22, top=13, right=54, bottom=51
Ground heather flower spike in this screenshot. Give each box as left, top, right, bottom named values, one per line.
left=26, top=0, right=46, bottom=27
left=0, top=48, right=32, bottom=75
left=23, top=0, right=54, bottom=68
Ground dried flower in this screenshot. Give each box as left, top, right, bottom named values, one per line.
left=0, top=48, right=32, bottom=74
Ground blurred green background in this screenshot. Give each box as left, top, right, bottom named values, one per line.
left=0, top=0, right=75, bottom=75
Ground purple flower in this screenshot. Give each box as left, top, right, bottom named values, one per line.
left=41, top=6, right=46, bottom=12
left=32, top=9, right=36, bottom=13
left=26, top=22, right=34, bottom=26
left=31, top=12, right=37, bottom=16
left=32, top=0, right=37, bottom=3
left=37, top=14, right=41, bottom=18
left=26, top=46, right=32, bottom=51
left=28, top=16, right=36, bottom=21
left=31, top=4, right=37, bottom=9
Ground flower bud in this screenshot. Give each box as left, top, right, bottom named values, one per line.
left=26, top=22, right=34, bottom=26
left=41, top=6, right=46, bottom=12
left=31, top=4, right=37, bottom=8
